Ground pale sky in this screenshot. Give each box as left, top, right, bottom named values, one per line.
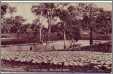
left=4, top=2, right=112, bottom=26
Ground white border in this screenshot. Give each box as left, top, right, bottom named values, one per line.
left=1, top=1, right=112, bottom=3
left=1, top=0, right=112, bottom=74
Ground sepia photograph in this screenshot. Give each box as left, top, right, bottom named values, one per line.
left=0, top=0, right=112, bottom=74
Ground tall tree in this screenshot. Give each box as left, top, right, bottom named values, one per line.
left=32, top=3, right=58, bottom=44
left=95, top=10, right=112, bottom=40
left=79, top=3, right=98, bottom=46
left=54, top=4, right=81, bottom=48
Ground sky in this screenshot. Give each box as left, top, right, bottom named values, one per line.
left=4, top=2, right=112, bottom=27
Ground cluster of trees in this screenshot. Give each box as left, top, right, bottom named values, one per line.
left=1, top=3, right=112, bottom=47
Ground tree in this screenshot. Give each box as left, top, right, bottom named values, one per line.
left=14, top=16, right=26, bottom=33
left=1, top=3, right=8, bottom=18
left=54, top=4, right=69, bottom=49
left=2, top=15, right=26, bottom=33
left=32, top=3, right=49, bottom=43
left=32, top=3, right=69, bottom=49
left=32, top=3, right=63, bottom=44
left=1, top=3, right=8, bottom=34
left=2, top=18, right=14, bottom=33
left=54, top=4, right=81, bottom=48
left=79, top=3, right=98, bottom=46
left=1, top=4, right=24, bottom=34
left=95, top=10, right=112, bottom=40
left=31, top=18, right=41, bottom=42
left=8, top=6, right=16, bottom=17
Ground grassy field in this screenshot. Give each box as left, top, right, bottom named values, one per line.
left=1, top=40, right=109, bottom=51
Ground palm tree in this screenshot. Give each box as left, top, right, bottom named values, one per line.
left=32, top=4, right=46, bottom=43
left=54, top=4, right=69, bottom=49
left=32, top=3, right=57, bottom=45
left=78, top=3, right=98, bottom=46
left=55, top=4, right=82, bottom=49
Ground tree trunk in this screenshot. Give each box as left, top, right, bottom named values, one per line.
left=39, top=11, right=43, bottom=44
left=90, top=26, right=93, bottom=46
left=63, top=23, right=66, bottom=49
left=47, top=9, right=52, bottom=45
left=48, top=25, right=51, bottom=41
left=63, top=31, right=66, bottom=49
left=39, top=27, right=42, bottom=43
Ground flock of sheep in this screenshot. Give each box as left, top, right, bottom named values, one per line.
left=1, top=50, right=112, bottom=72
